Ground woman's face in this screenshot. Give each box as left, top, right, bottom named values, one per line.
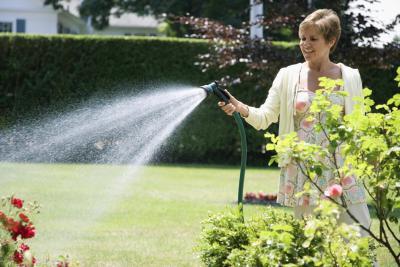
left=299, top=26, right=334, bottom=63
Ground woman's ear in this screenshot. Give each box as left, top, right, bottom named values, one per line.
left=329, top=38, right=336, bottom=48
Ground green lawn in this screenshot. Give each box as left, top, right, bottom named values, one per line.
left=0, top=163, right=396, bottom=266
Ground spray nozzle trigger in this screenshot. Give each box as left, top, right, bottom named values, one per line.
left=200, top=81, right=230, bottom=103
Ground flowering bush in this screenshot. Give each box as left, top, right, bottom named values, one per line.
left=265, top=68, right=400, bottom=265
left=244, top=191, right=278, bottom=204
left=0, top=196, right=79, bottom=267
left=0, top=195, right=39, bottom=267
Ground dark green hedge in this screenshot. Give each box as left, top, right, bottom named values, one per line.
left=0, top=34, right=213, bottom=117
left=0, top=34, right=398, bottom=166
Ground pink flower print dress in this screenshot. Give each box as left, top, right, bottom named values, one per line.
left=277, top=86, right=367, bottom=207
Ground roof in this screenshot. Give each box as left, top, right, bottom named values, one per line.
left=109, top=13, right=159, bottom=28
left=0, top=0, right=56, bottom=13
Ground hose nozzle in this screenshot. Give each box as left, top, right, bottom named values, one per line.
left=200, top=81, right=230, bottom=103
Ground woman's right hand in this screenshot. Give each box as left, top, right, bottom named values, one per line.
left=218, top=90, right=249, bottom=117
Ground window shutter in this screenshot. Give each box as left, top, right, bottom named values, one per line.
left=16, top=19, right=26, bottom=33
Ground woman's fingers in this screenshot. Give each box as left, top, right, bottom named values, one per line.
left=218, top=90, right=238, bottom=116
left=220, top=103, right=236, bottom=116
left=224, top=90, right=239, bottom=106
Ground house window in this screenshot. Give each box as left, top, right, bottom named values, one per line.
left=58, top=23, right=77, bottom=34
left=0, top=22, right=12, bottom=32
left=58, top=23, right=66, bottom=33
left=16, top=19, right=26, bottom=33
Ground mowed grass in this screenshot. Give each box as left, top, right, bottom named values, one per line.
left=0, top=163, right=282, bottom=266
left=0, top=163, right=396, bottom=266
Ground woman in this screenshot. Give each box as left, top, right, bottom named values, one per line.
left=219, top=9, right=371, bottom=235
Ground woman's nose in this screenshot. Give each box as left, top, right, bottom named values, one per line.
left=301, top=40, right=311, bottom=48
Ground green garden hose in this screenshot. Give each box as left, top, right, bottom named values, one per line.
left=200, top=82, right=247, bottom=209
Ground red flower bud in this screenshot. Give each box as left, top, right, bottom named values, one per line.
left=21, top=223, right=36, bottom=239
left=13, top=250, right=24, bottom=264
left=7, top=218, right=20, bottom=232
left=19, top=213, right=30, bottom=223
left=11, top=197, right=24, bottom=209
left=19, top=243, right=30, bottom=252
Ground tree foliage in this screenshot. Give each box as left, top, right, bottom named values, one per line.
left=44, top=0, right=250, bottom=29
left=44, top=0, right=399, bottom=42
left=43, top=1, right=399, bottom=86
left=178, top=0, right=399, bottom=89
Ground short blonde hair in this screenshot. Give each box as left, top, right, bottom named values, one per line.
left=299, top=9, right=341, bottom=53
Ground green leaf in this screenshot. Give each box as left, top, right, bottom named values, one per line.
left=363, top=88, right=372, bottom=97
left=395, top=66, right=400, bottom=86
left=266, top=143, right=275, bottom=151
left=271, top=224, right=293, bottom=232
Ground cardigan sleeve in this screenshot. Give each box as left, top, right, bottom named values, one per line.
left=345, top=68, right=364, bottom=115
left=355, top=69, right=366, bottom=114
left=355, top=69, right=363, bottom=98
left=244, top=68, right=285, bottom=130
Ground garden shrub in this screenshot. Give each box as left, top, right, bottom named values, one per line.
left=0, top=195, right=38, bottom=266
left=195, top=207, right=248, bottom=267
left=0, top=195, right=78, bottom=267
left=196, top=204, right=374, bottom=267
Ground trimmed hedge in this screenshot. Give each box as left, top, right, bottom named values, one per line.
left=0, top=34, right=212, bottom=116
left=0, top=34, right=398, bottom=166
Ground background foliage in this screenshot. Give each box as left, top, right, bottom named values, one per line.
left=44, top=0, right=399, bottom=44
left=0, top=34, right=398, bottom=165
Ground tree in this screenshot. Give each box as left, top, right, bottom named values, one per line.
left=178, top=0, right=399, bottom=90
left=44, top=0, right=399, bottom=57
left=44, top=0, right=250, bottom=30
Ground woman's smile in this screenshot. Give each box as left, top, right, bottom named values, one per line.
left=298, top=26, right=334, bottom=64
left=302, top=48, right=315, bottom=57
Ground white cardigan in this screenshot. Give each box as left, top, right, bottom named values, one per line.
left=244, top=63, right=363, bottom=135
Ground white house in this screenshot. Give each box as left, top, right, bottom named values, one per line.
left=0, top=0, right=162, bottom=36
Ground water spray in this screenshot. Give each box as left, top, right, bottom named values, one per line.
left=201, top=81, right=247, bottom=209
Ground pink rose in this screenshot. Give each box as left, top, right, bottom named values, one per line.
left=324, top=184, right=343, bottom=198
